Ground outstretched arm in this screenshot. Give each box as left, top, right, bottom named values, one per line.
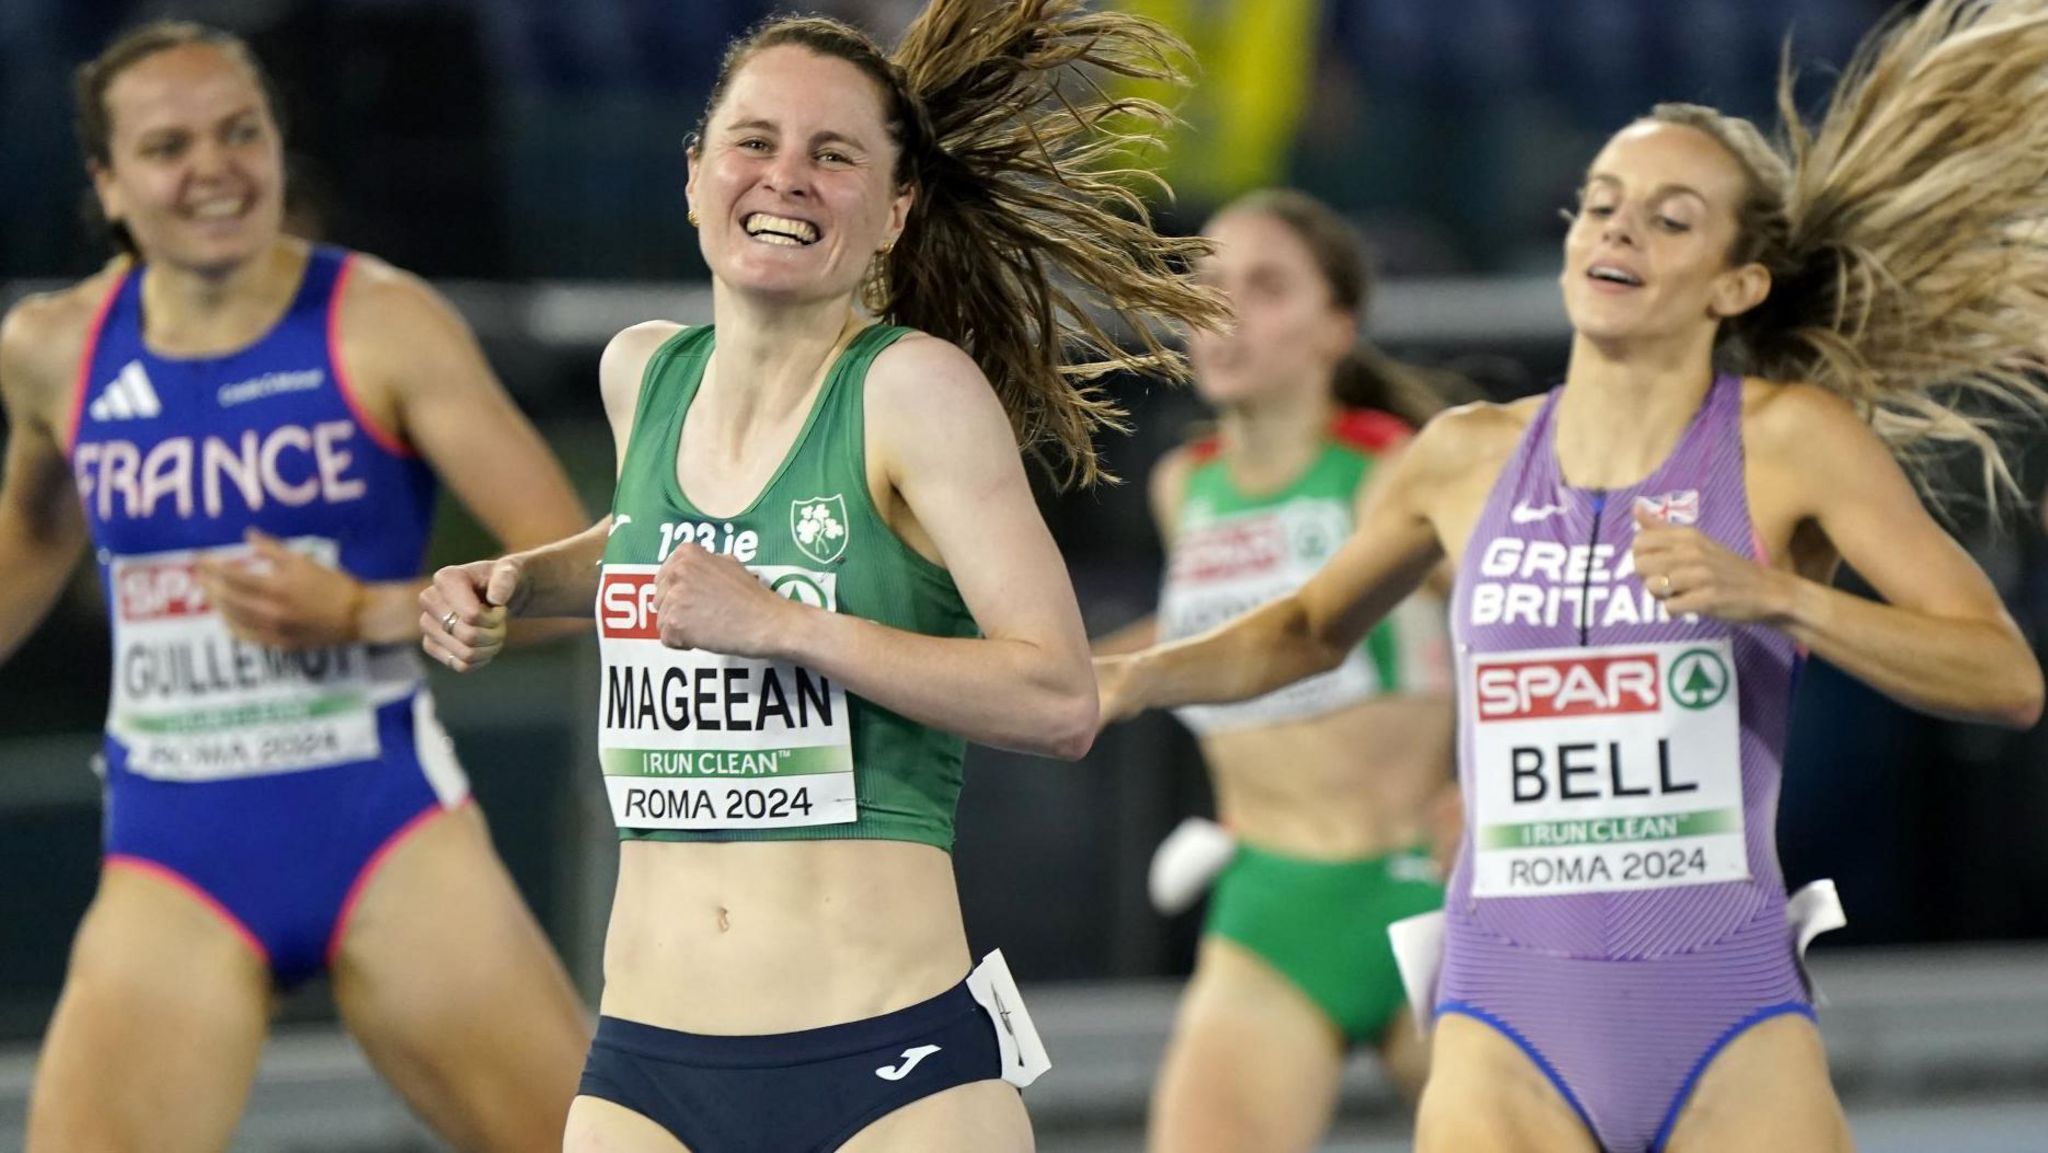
left=419, top=321, right=677, bottom=671
left=1098, top=414, right=1460, bottom=723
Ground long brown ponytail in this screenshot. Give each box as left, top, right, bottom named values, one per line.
left=693, top=2, right=1229, bottom=488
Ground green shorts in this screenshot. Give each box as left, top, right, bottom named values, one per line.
left=1204, top=842, right=1445, bottom=1044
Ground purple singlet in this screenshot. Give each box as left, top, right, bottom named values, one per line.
left=1440, top=374, right=1811, bottom=1152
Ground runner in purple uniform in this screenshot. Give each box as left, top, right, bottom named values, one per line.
left=1099, top=2, right=2048, bottom=1150
left=0, top=21, right=589, bottom=1153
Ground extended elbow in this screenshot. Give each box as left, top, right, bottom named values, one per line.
left=1036, top=684, right=1100, bottom=762
left=1997, top=660, right=2045, bottom=730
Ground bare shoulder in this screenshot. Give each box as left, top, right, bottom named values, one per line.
left=601, top=320, right=685, bottom=374
left=863, top=331, right=1021, bottom=487
left=1741, top=377, right=1863, bottom=435
left=332, top=252, right=467, bottom=338
left=598, top=320, right=685, bottom=425
left=864, top=329, right=987, bottom=410
left=1739, top=377, right=1876, bottom=467
left=1405, top=395, right=1541, bottom=479
left=1149, top=442, right=1199, bottom=501
left=0, top=266, right=128, bottom=425
left=328, top=253, right=490, bottom=401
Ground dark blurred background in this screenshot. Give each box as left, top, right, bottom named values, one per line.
left=4, top=0, right=2046, bottom=1070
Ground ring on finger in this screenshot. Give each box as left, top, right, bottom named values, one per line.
left=442, top=610, right=459, bottom=633
left=1654, top=574, right=1672, bottom=595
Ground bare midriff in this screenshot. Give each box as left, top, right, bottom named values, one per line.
left=1202, top=694, right=1453, bottom=860
left=598, top=838, right=970, bottom=1034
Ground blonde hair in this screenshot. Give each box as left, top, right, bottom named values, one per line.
left=1647, top=0, right=2048, bottom=508
left=695, top=2, right=1228, bottom=488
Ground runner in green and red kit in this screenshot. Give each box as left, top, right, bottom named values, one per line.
left=1096, top=190, right=1458, bottom=1153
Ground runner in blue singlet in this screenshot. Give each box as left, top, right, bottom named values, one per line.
left=0, top=21, right=588, bottom=1153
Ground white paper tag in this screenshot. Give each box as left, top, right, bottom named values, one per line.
left=595, top=563, right=856, bottom=829
left=965, top=949, right=1051, bottom=1088
left=1387, top=910, right=1447, bottom=1034
left=1147, top=817, right=1238, bottom=916
left=1786, top=878, right=1847, bottom=1005
left=106, top=538, right=382, bottom=780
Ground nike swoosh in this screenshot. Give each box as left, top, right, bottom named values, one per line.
left=1510, top=503, right=1567, bottom=524
left=875, top=1044, right=942, bottom=1081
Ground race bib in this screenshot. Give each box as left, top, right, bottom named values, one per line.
left=1468, top=639, right=1748, bottom=897
left=596, top=564, right=856, bottom=830
left=1162, top=499, right=1381, bottom=731
left=107, top=539, right=381, bottom=781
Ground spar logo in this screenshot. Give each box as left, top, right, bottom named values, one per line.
left=1667, top=648, right=1729, bottom=710
left=597, top=568, right=836, bottom=638
left=598, top=572, right=660, bottom=639
left=115, top=559, right=210, bottom=622
left=767, top=571, right=830, bottom=608
left=1475, top=652, right=1661, bottom=721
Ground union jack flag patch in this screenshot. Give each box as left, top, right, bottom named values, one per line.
left=1636, top=489, right=1700, bottom=526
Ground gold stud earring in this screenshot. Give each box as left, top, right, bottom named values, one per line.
left=688, top=207, right=700, bottom=227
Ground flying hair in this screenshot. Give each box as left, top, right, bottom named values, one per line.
left=695, top=2, right=1229, bottom=488
left=1651, top=0, right=2048, bottom=509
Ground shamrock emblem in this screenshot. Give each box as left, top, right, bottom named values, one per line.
left=790, top=495, right=850, bottom=564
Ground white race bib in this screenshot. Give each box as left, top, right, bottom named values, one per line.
left=1468, top=639, right=1748, bottom=897
left=1162, top=499, right=1384, bottom=732
left=106, top=539, right=381, bottom=781
left=595, top=564, right=855, bottom=830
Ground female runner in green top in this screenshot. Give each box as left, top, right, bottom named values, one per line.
left=1100, top=190, right=1458, bottom=1152
left=422, top=3, right=1225, bottom=1150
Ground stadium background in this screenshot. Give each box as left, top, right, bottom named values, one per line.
left=3, top=1, right=2046, bottom=1149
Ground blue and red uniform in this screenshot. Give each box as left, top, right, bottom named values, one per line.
left=67, top=247, right=468, bottom=985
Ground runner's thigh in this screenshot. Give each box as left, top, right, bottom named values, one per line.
left=1663, top=1014, right=1852, bottom=1153
left=1149, top=938, right=1346, bottom=1153
left=28, top=866, right=270, bottom=1153
left=331, top=805, right=588, bottom=1153
left=1414, top=1013, right=1598, bottom=1153
left=563, top=1096, right=692, bottom=1153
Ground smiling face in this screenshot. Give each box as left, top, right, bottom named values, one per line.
left=685, top=44, right=913, bottom=307
left=1561, top=120, right=1771, bottom=349
left=91, top=43, right=285, bottom=276
left=1186, top=209, right=1355, bottom=408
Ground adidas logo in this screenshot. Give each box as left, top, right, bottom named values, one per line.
left=88, top=361, right=161, bottom=422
